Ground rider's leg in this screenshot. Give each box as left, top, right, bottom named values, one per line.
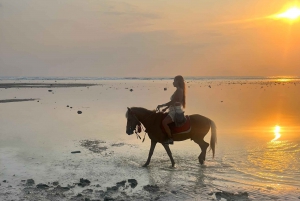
left=162, top=115, right=173, bottom=140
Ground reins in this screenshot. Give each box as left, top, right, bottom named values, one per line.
left=129, top=109, right=155, bottom=143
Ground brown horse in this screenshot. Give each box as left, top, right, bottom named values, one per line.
left=126, top=107, right=217, bottom=167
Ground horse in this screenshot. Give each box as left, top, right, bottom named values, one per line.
left=125, top=107, right=217, bottom=167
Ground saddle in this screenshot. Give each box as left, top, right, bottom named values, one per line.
left=161, top=113, right=191, bottom=135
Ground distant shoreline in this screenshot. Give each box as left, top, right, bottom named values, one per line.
left=0, top=76, right=300, bottom=81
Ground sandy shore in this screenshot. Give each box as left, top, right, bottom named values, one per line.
left=1, top=79, right=300, bottom=200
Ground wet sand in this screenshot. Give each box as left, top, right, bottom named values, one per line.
left=1, top=79, right=300, bottom=200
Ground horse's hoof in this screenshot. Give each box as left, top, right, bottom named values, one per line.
left=142, top=164, right=149, bottom=167
left=199, top=159, right=204, bottom=165
left=171, top=164, right=176, bottom=168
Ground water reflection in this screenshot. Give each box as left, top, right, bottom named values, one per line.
left=272, top=125, right=281, bottom=141
left=246, top=140, right=300, bottom=185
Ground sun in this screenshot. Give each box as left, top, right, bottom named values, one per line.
left=274, top=7, right=300, bottom=20
left=272, top=125, right=281, bottom=142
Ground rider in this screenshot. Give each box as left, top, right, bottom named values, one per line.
left=156, top=75, right=186, bottom=144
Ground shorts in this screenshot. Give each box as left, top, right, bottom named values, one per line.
left=168, top=106, right=183, bottom=121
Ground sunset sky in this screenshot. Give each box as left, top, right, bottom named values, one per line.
left=1, top=0, right=300, bottom=77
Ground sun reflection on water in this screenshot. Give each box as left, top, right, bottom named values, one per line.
left=272, top=125, right=281, bottom=142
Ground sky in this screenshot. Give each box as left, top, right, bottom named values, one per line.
left=0, top=0, right=300, bottom=77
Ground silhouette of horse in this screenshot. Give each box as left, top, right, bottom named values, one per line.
left=126, top=107, right=217, bottom=167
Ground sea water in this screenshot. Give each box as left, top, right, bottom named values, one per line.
left=0, top=77, right=299, bottom=200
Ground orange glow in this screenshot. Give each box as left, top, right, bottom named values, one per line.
left=272, top=125, right=281, bottom=141
left=271, top=6, right=300, bottom=21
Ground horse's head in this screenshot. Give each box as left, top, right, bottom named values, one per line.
left=126, top=107, right=140, bottom=135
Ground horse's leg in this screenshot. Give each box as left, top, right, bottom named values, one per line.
left=142, top=140, right=157, bottom=167
left=196, top=139, right=209, bottom=165
left=162, top=144, right=175, bottom=167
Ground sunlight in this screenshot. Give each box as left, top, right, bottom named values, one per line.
left=272, top=125, right=281, bottom=141
left=272, top=6, right=300, bottom=21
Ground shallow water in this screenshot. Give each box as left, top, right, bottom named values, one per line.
left=0, top=78, right=300, bottom=200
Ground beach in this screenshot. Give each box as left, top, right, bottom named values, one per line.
left=1, top=78, right=300, bottom=201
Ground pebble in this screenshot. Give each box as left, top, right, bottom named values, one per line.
left=26, top=179, right=35, bottom=186
left=128, top=179, right=138, bottom=188
left=77, top=111, right=82, bottom=114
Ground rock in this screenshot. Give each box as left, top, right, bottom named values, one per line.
left=55, top=185, right=70, bottom=191
left=164, top=88, right=167, bottom=91
left=104, top=197, right=114, bottom=201
left=71, top=151, right=81, bottom=154
left=107, top=186, right=118, bottom=191
left=36, top=183, right=49, bottom=189
left=48, top=90, right=52, bottom=92
left=130, top=89, right=133, bottom=92
left=215, top=191, right=249, bottom=200
left=2, top=180, right=6, bottom=183
left=26, top=179, right=35, bottom=186
left=78, top=178, right=91, bottom=187
left=171, top=190, right=177, bottom=194
left=53, top=181, right=59, bottom=186
left=70, top=107, right=73, bottom=109
left=82, top=189, right=93, bottom=193
left=96, top=184, right=101, bottom=187
left=208, top=85, right=211, bottom=88
left=77, top=111, right=82, bottom=114
left=21, top=180, right=26, bottom=182
left=143, top=185, right=159, bottom=193
left=116, top=180, right=126, bottom=187
left=77, top=193, right=83, bottom=197
left=128, top=179, right=138, bottom=188
left=67, top=105, right=69, bottom=107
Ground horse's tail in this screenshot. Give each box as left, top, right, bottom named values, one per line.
left=209, top=120, right=217, bottom=158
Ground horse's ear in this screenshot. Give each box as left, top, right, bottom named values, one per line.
left=127, top=107, right=131, bottom=111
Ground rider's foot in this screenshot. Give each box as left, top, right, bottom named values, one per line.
left=164, top=138, right=174, bottom=145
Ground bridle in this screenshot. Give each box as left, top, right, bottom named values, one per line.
left=127, top=107, right=147, bottom=142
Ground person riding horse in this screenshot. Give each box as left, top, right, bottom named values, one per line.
left=156, top=75, right=186, bottom=145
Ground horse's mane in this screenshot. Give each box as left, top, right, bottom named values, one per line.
left=125, top=107, right=162, bottom=119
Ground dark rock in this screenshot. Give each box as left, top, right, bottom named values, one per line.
left=82, top=189, right=93, bottom=193
left=2, top=180, right=6, bottom=183
left=85, top=198, right=91, bottom=201
left=70, top=107, right=73, bottom=109
left=130, top=89, right=133, bottom=92
left=67, top=105, right=69, bottom=107
left=53, top=181, right=59, bottom=186
left=48, top=90, right=52, bottom=92
left=104, top=197, right=114, bottom=201
left=21, top=180, right=26, bottom=182
left=77, top=111, right=82, bottom=114
left=143, top=185, right=159, bottom=193
left=26, top=179, right=35, bottom=186
left=78, top=178, right=91, bottom=187
left=128, top=179, right=138, bottom=188
left=71, top=151, right=81, bottom=154
left=215, top=191, right=249, bottom=200
left=96, top=184, right=101, bottom=187
left=36, top=183, right=49, bottom=189
left=164, top=88, right=167, bottom=91
left=77, top=193, right=83, bottom=197
left=171, top=190, right=177, bottom=194
left=55, top=185, right=70, bottom=191
left=116, top=180, right=126, bottom=187
left=107, top=186, right=118, bottom=191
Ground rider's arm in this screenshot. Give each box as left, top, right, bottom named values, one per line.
left=159, top=89, right=182, bottom=107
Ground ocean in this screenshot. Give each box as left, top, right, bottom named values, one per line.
left=0, top=77, right=299, bottom=200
